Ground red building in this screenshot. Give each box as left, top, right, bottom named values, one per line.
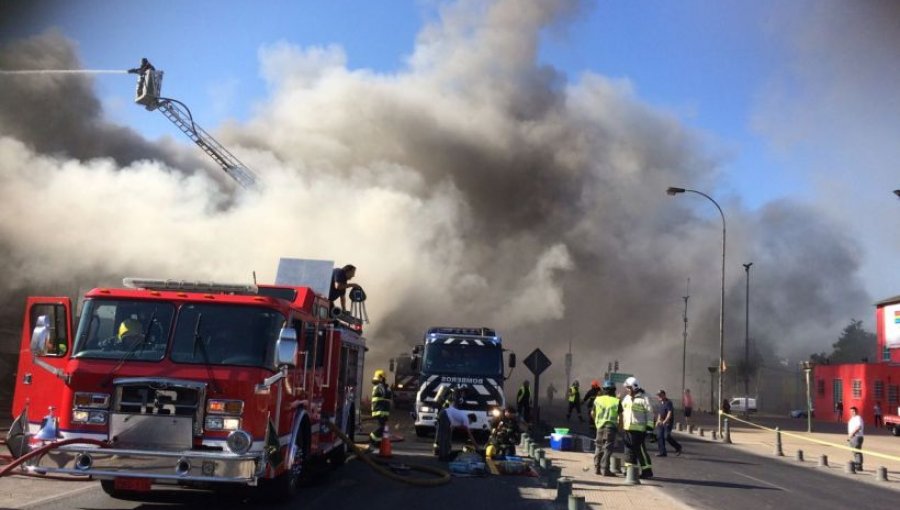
left=813, top=295, right=900, bottom=425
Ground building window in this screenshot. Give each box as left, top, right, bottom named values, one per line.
left=889, top=385, right=899, bottom=405
left=816, top=379, right=825, bottom=397
left=885, top=346, right=892, bottom=362
left=875, top=380, right=885, bottom=400
left=851, top=379, right=862, bottom=399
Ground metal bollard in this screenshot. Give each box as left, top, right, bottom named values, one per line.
left=520, top=433, right=530, bottom=446
left=535, top=448, right=545, bottom=462
left=624, top=465, right=641, bottom=485
left=711, top=430, right=717, bottom=440
left=556, top=477, right=573, bottom=502
left=818, top=454, right=828, bottom=467
left=688, top=424, right=695, bottom=434
left=676, top=422, right=683, bottom=432
left=528, top=441, right=536, bottom=458
left=611, top=456, right=622, bottom=473
left=568, top=494, right=586, bottom=510
left=698, top=428, right=705, bottom=437
left=796, top=449, right=804, bottom=462
left=846, top=461, right=856, bottom=474
left=876, top=467, right=888, bottom=482
left=774, top=427, right=784, bottom=456
left=539, top=457, right=550, bottom=470
left=723, top=418, right=733, bottom=444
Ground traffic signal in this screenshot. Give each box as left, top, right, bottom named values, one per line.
left=614, top=360, right=619, bottom=372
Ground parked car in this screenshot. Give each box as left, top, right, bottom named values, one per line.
left=729, top=397, right=757, bottom=413
left=790, top=408, right=815, bottom=418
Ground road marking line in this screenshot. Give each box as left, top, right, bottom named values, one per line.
left=735, top=471, right=791, bottom=492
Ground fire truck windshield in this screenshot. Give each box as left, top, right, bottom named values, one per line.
left=72, top=299, right=175, bottom=361
left=423, top=343, right=502, bottom=377
left=170, top=304, right=284, bottom=368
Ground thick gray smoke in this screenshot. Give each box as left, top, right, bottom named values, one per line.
left=0, top=0, right=878, bottom=404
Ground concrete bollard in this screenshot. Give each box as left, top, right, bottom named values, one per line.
left=796, top=449, right=804, bottom=462
left=711, top=430, right=718, bottom=440
left=723, top=418, right=733, bottom=444
left=818, top=454, right=828, bottom=467
left=556, top=477, right=573, bottom=502
left=611, top=456, right=622, bottom=473
left=535, top=448, right=546, bottom=462
left=528, top=442, right=536, bottom=458
left=568, top=494, right=586, bottom=510
left=688, top=424, right=695, bottom=434
left=520, top=433, right=530, bottom=446
left=539, top=457, right=550, bottom=470
left=846, top=461, right=856, bottom=474
left=774, top=427, right=784, bottom=457
left=876, top=467, right=888, bottom=482
left=624, top=465, right=641, bottom=485
left=676, top=422, right=683, bottom=432
left=698, top=428, right=705, bottom=437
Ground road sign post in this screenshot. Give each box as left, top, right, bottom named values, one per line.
left=524, top=349, right=552, bottom=427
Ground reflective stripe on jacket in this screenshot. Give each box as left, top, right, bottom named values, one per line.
left=517, top=386, right=530, bottom=405
left=372, top=382, right=392, bottom=417
left=622, top=392, right=652, bottom=431
left=593, top=394, right=620, bottom=429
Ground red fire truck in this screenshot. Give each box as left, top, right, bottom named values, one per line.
left=9, top=277, right=366, bottom=501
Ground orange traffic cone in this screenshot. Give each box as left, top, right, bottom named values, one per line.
left=378, top=424, right=393, bottom=458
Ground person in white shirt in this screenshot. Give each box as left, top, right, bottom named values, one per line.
left=847, top=406, right=864, bottom=471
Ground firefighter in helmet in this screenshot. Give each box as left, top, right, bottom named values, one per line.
left=100, top=318, right=143, bottom=350
left=369, top=369, right=393, bottom=451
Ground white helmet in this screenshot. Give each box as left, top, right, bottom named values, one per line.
left=624, top=376, right=640, bottom=389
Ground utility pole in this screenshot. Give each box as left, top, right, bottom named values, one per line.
left=682, top=278, right=690, bottom=409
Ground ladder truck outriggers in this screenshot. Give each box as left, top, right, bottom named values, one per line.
left=412, top=327, right=516, bottom=438
left=7, top=276, right=366, bottom=501
left=129, top=58, right=258, bottom=189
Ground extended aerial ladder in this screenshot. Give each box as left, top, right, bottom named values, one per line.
left=129, top=58, right=258, bottom=189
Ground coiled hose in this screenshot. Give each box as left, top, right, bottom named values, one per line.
left=326, top=424, right=451, bottom=487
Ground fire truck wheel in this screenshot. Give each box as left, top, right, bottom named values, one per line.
left=415, top=426, right=432, bottom=438
left=893, top=425, right=900, bottom=437
left=265, top=418, right=311, bottom=502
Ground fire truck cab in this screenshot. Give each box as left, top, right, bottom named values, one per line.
left=10, top=277, right=365, bottom=501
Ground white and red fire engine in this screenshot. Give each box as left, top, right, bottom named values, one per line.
left=9, top=276, right=365, bottom=500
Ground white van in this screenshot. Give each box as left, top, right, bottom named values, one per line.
left=729, top=397, right=757, bottom=413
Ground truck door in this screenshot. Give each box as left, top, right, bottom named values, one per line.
left=11, top=297, right=73, bottom=424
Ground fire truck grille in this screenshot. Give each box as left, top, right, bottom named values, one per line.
left=114, top=382, right=204, bottom=435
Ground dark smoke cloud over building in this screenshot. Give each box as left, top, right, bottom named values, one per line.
left=0, top=0, right=876, bottom=404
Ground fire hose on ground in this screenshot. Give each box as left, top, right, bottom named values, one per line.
left=325, top=423, right=452, bottom=487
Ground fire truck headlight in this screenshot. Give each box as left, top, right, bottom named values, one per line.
left=72, top=410, right=107, bottom=424
left=72, top=410, right=89, bottom=423
left=397, top=384, right=404, bottom=389
left=225, top=430, right=253, bottom=454
left=491, top=407, right=501, bottom=418
left=205, top=416, right=241, bottom=431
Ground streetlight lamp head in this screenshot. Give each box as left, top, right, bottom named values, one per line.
left=666, top=187, right=686, bottom=196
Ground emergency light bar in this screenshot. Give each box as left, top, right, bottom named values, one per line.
left=123, top=277, right=259, bottom=295
left=426, top=327, right=496, bottom=337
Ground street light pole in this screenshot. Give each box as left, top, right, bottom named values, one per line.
left=708, top=366, right=717, bottom=414
left=682, top=278, right=690, bottom=410
left=668, top=187, right=727, bottom=435
left=802, top=361, right=813, bottom=433
left=743, top=263, right=752, bottom=406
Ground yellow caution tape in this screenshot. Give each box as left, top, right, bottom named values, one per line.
left=719, top=411, right=900, bottom=463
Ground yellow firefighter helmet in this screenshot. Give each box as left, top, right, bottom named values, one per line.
left=118, top=318, right=143, bottom=340
left=373, top=369, right=386, bottom=382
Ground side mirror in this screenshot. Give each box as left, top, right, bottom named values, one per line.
left=508, top=352, right=516, bottom=368
left=275, top=327, right=298, bottom=368
left=30, top=315, right=51, bottom=357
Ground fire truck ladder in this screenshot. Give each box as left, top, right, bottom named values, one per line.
left=156, top=98, right=259, bottom=189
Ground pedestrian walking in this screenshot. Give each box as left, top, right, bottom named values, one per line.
left=622, top=376, right=653, bottom=479
left=682, top=388, right=693, bottom=426
left=567, top=380, right=584, bottom=422
left=847, top=406, right=864, bottom=471
left=546, top=383, right=557, bottom=407
left=516, top=380, right=531, bottom=422
left=593, top=380, right=622, bottom=476
left=655, top=390, right=682, bottom=457
left=583, top=380, right=601, bottom=433
left=874, top=402, right=883, bottom=429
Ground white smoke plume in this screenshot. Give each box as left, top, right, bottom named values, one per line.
left=0, top=0, right=877, bottom=405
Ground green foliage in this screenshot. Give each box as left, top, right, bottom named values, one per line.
left=809, top=319, right=876, bottom=364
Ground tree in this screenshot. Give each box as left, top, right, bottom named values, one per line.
left=810, top=319, right=877, bottom=364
